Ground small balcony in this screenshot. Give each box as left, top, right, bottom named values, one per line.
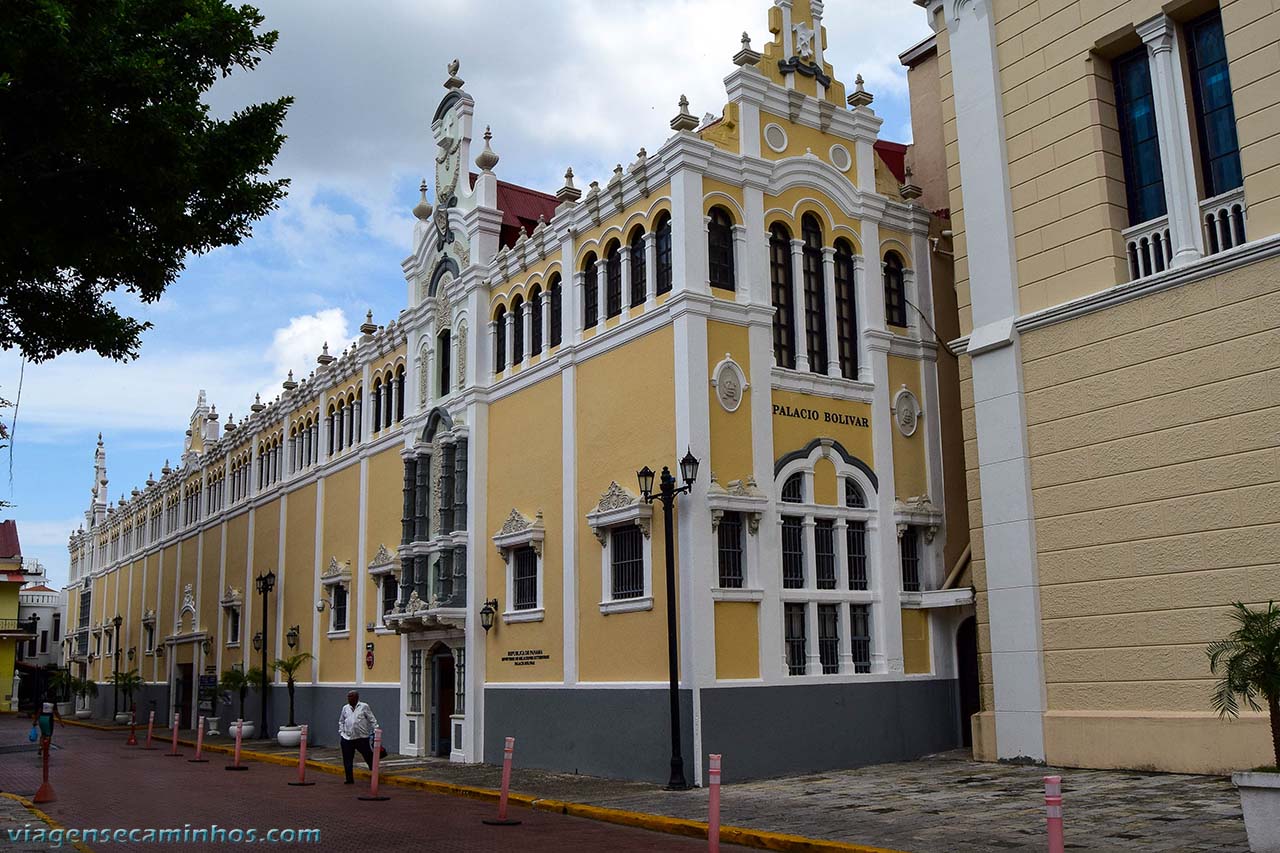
left=1123, top=187, right=1248, bottom=283
left=1200, top=187, right=1247, bottom=256
left=0, top=617, right=37, bottom=637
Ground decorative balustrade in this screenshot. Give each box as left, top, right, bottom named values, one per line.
left=1123, top=214, right=1173, bottom=281
left=1122, top=187, right=1248, bottom=283
left=1201, top=187, right=1247, bottom=256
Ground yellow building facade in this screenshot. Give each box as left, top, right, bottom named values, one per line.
left=910, top=0, right=1280, bottom=772
left=66, top=1, right=975, bottom=782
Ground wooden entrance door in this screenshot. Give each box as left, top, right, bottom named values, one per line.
left=430, top=652, right=455, bottom=757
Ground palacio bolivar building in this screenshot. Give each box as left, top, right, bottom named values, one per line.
left=63, top=0, right=976, bottom=783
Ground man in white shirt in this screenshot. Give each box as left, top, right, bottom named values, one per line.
left=337, top=690, right=379, bottom=784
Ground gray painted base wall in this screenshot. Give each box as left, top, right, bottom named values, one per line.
left=700, top=678, right=962, bottom=780
left=484, top=688, right=695, bottom=784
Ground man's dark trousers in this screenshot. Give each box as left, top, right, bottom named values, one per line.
left=341, top=735, right=374, bottom=783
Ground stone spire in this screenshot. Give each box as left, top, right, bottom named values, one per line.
left=556, top=167, right=582, bottom=204
left=412, top=179, right=433, bottom=221
left=670, top=95, right=700, bottom=131
left=475, top=126, right=499, bottom=172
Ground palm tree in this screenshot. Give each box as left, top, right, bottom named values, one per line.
left=109, top=668, right=144, bottom=713
left=47, top=669, right=74, bottom=703
left=218, top=667, right=264, bottom=721
left=1208, top=601, right=1280, bottom=768
left=271, top=653, right=314, bottom=728
left=72, top=676, right=98, bottom=712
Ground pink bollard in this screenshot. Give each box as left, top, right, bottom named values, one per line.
left=708, top=754, right=722, bottom=853
left=357, top=727, right=389, bottom=801
left=32, top=736, right=55, bottom=804
left=165, top=710, right=182, bottom=756
left=188, top=716, right=209, bottom=763
left=288, top=725, right=315, bottom=786
left=142, top=710, right=157, bottom=749
left=1044, top=775, right=1065, bottom=853
left=126, top=709, right=138, bottom=746
left=225, top=718, right=248, bottom=771
left=482, top=736, right=522, bottom=826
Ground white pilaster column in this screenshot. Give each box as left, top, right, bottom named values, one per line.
left=805, top=603, right=821, bottom=675
left=644, top=233, right=658, bottom=305
left=1138, top=14, right=1204, bottom=266
left=521, top=299, right=534, bottom=356
left=731, top=225, right=749, bottom=298
left=352, top=400, right=361, bottom=445
left=540, top=291, right=551, bottom=354
left=789, top=239, right=809, bottom=372
left=487, top=319, right=498, bottom=373
left=319, top=394, right=331, bottom=463
left=572, top=271, right=587, bottom=338
left=821, top=246, right=840, bottom=376
left=503, top=310, right=514, bottom=363
left=360, top=364, right=372, bottom=440
left=619, top=247, right=632, bottom=313
left=595, top=261, right=607, bottom=323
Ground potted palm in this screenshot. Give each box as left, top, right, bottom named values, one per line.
left=218, top=667, right=262, bottom=739
left=110, top=669, right=143, bottom=724
left=48, top=670, right=75, bottom=716
left=272, top=652, right=314, bottom=747
left=1208, top=601, right=1280, bottom=852
left=72, top=676, right=97, bottom=719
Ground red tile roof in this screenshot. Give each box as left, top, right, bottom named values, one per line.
left=23, top=584, right=55, bottom=593
left=469, top=174, right=560, bottom=249
left=874, top=140, right=908, bottom=184
left=0, top=520, right=20, bottom=560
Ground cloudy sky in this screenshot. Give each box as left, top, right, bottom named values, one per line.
left=3, top=0, right=931, bottom=586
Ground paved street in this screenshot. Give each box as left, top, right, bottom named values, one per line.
left=0, top=717, right=749, bottom=852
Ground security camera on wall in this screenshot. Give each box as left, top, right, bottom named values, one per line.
left=315, top=599, right=326, bottom=613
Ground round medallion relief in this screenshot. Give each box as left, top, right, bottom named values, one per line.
left=763, top=123, right=788, bottom=154
left=893, top=387, right=921, bottom=437
left=829, top=144, right=852, bottom=173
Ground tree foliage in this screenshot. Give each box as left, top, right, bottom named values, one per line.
left=0, top=0, right=292, bottom=362
left=1207, top=601, right=1280, bottom=767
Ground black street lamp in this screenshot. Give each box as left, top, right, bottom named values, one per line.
left=479, top=599, right=499, bottom=633
left=637, top=448, right=699, bottom=791
left=286, top=625, right=300, bottom=650
left=111, top=614, right=123, bottom=715
left=254, top=569, right=276, bottom=738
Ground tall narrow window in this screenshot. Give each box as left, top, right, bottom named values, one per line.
left=655, top=214, right=673, bottom=295
left=884, top=252, right=907, bottom=328
left=784, top=603, right=807, bottom=676
left=606, top=242, right=622, bottom=318
left=629, top=228, right=647, bottom=306
left=900, top=526, right=921, bottom=592
left=781, top=516, right=805, bottom=589
left=493, top=306, right=507, bottom=372
left=834, top=239, right=858, bottom=379
left=610, top=525, right=644, bottom=599
left=549, top=274, right=563, bottom=347
left=332, top=584, right=348, bottom=632
left=229, top=607, right=241, bottom=644
left=395, top=366, right=405, bottom=422
left=530, top=286, right=544, bottom=354
left=382, top=575, right=398, bottom=619
left=781, top=472, right=804, bottom=503
left=850, top=604, right=872, bottom=672
left=770, top=224, right=796, bottom=368
left=815, top=519, right=836, bottom=589
left=801, top=214, right=827, bottom=372
left=409, top=650, right=423, bottom=713
left=437, top=329, right=451, bottom=397
left=582, top=255, right=599, bottom=327
left=511, top=295, right=524, bottom=365
left=513, top=546, right=539, bottom=610
left=846, top=521, right=868, bottom=591
left=1186, top=10, right=1242, bottom=198
left=708, top=207, right=736, bottom=291
left=1113, top=48, right=1167, bottom=226
left=372, top=379, right=383, bottom=432
left=818, top=604, right=839, bottom=674
left=717, top=511, right=744, bottom=588
left=844, top=479, right=866, bottom=508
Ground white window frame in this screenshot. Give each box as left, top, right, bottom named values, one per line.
left=586, top=482, right=653, bottom=614
left=492, top=509, right=546, bottom=623
left=320, top=558, right=353, bottom=638
left=707, top=476, right=768, bottom=601
left=894, top=495, right=943, bottom=599
left=367, top=544, right=399, bottom=631
left=220, top=586, right=243, bottom=647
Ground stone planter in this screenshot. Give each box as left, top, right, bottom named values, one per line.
left=227, top=719, right=254, bottom=739
left=1234, top=771, right=1280, bottom=852
left=74, top=708, right=92, bottom=720
left=276, top=725, right=302, bottom=748
left=114, top=712, right=131, bottom=725
left=55, top=702, right=74, bottom=717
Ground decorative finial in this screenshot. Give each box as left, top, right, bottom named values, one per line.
left=847, top=74, right=874, bottom=109
left=317, top=342, right=334, bottom=366
left=734, top=32, right=763, bottom=67
left=610, top=163, right=624, bottom=183
left=636, top=147, right=647, bottom=162
left=475, top=125, right=499, bottom=172
left=899, top=164, right=923, bottom=204
left=412, top=179, right=432, bottom=221
left=670, top=94, right=699, bottom=131
left=97, top=432, right=103, bottom=444
left=251, top=393, right=265, bottom=413
left=444, top=58, right=464, bottom=89
left=360, top=310, right=377, bottom=336
left=283, top=370, right=297, bottom=391
left=556, top=167, right=582, bottom=204
left=146, top=472, right=155, bottom=486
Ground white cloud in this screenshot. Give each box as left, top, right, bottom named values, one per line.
left=265, top=307, right=351, bottom=382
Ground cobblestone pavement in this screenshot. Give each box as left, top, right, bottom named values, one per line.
left=37, top=717, right=1251, bottom=852
left=0, top=717, right=751, bottom=852
left=0, top=792, right=69, bottom=853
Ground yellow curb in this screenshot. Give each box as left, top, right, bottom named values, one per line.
left=63, top=722, right=909, bottom=853
left=0, top=792, right=95, bottom=853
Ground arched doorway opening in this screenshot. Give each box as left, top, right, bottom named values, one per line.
left=956, top=616, right=979, bottom=748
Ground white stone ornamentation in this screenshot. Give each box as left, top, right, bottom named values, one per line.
left=710, top=353, right=749, bottom=413
left=893, top=386, right=921, bottom=437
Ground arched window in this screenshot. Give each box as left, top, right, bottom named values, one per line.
left=530, top=285, right=543, bottom=354
left=511, top=295, right=525, bottom=364
left=834, top=239, right=858, bottom=380
left=327, top=405, right=336, bottom=455
left=395, top=365, right=405, bottom=422
left=884, top=252, right=907, bottom=327
left=708, top=206, right=736, bottom=291
left=801, top=214, right=827, bottom=374
left=437, top=329, right=451, bottom=397
left=781, top=472, right=805, bottom=503
left=844, top=478, right=866, bottom=508
left=582, top=254, right=599, bottom=327
left=629, top=227, right=646, bottom=307
left=372, top=377, right=383, bottom=433
left=769, top=224, right=796, bottom=369
left=383, top=372, right=393, bottom=426
left=494, top=305, right=507, bottom=372
left=605, top=241, right=622, bottom=318
left=549, top=274, right=563, bottom=347
left=655, top=213, right=673, bottom=294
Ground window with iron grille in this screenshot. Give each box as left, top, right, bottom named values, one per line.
left=781, top=515, right=805, bottom=589
left=717, top=511, right=744, bottom=588
left=438, top=329, right=451, bottom=397
left=850, top=604, right=871, bottom=673
left=781, top=472, right=804, bottom=503
left=455, top=647, right=466, bottom=714
left=708, top=207, right=736, bottom=291
left=513, top=546, right=539, bottom=610
left=834, top=240, right=858, bottom=379
left=770, top=224, right=796, bottom=368
left=784, top=603, right=807, bottom=676
left=818, top=604, right=840, bottom=674
left=847, top=520, right=868, bottom=590
left=409, top=649, right=423, bottom=712
left=583, top=256, right=599, bottom=326
left=610, top=525, right=645, bottom=599
left=549, top=275, right=563, bottom=347
left=801, top=215, right=827, bottom=373
left=382, top=575, right=398, bottom=619
left=332, top=584, right=348, bottom=631
left=655, top=215, right=673, bottom=294
left=845, top=478, right=866, bottom=508
left=606, top=245, right=623, bottom=318
left=884, top=252, right=907, bottom=327
left=815, top=519, right=836, bottom=589
left=78, top=589, right=92, bottom=629
left=900, top=526, right=921, bottom=592
left=630, top=231, right=647, bottom=306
